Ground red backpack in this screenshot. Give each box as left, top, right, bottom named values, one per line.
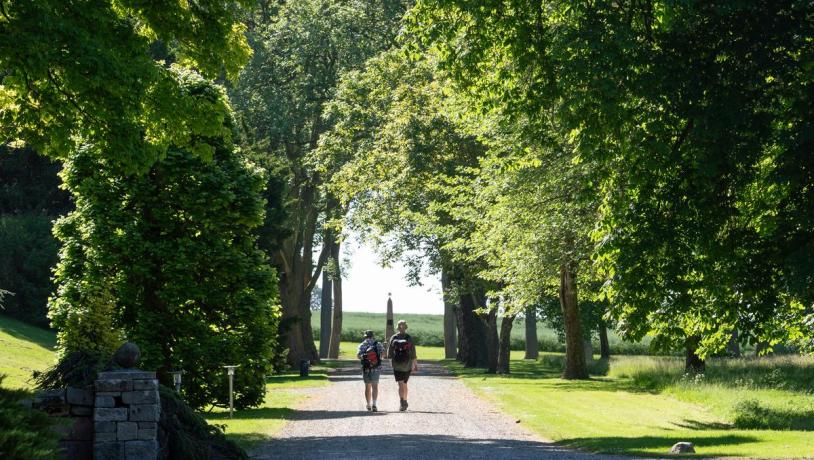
left=362, top=342, right=380, bottom=370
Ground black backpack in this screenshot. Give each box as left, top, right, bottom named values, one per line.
left=361, top=342, right=381, bottom=370
left=390, top=335, right=412, bottom=363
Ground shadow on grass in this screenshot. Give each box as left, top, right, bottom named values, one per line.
left=0, top=314, right=56, bottom=350
left=266, top=374, right=327, bottom=385
left=206, top=407, right=294, bottom=421
left=442, top=358, right=653, bottom=394
left=732, top=400, right=814, bottom=431
left=249, top=434, right=580, bottom=459
left=672, top=419, right=734, bottom=430
left=558, top=434, right=760, bottom=457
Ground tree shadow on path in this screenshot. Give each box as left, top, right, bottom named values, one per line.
left=250, top=434, right=612, bottom=459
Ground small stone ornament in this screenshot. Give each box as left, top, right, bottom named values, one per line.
left=113, top=342, right=141, bottom=369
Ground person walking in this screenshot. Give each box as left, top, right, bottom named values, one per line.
left=357, top=330, right=385, bottom=412
left=387, top=320, right=418, bottom=411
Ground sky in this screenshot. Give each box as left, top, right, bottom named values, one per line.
left=318, top=239, right=444, bottom=315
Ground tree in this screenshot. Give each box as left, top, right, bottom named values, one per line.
left=1, top=0, right=252, bottom=172
left=319, top=48, right=495, bottom=368
left=48, top=70, right=282, bottom=409
left=524, top=307, right=539, bottom=360
left=0, top=147, right=72, bottom=327
left=409, top=0, right=814, bottom=364
left=231, top=0, right=408, bottom=364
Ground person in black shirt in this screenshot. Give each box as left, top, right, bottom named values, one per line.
left=387, top=320, right=418, bottom=411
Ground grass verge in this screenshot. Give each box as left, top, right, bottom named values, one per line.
left=443, top=354, right=814, bottom=458
left=203, top=367, right=331, bottom=449
left=0, top=315, right=56, bottom=389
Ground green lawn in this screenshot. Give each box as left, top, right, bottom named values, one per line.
left=203, top=368, right=332, bottom=449
left=444, top=354, right=814, bottom=458
left=0, top=315, right=57, bottom=389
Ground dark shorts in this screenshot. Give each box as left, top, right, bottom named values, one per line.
left=394, top=370, right=411, bottom=383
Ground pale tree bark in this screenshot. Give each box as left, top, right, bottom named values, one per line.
left=441, top=267, right=457, bottom=359
left=524, top=306, right=539, bottom=360
left=497, top=313, right=516, bottom=374
left=328, top=240, right=343, bottom=359
left=560, top=263, right=588, bottom=379
left=319, top=269, right=332, bottom=358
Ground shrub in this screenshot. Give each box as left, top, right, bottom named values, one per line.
left=158, top=385, right=247, bottom=460
left=48, top=70, right=282, bottom=410
left=0, top=375, right=59, bottom=460
left=33, top=350, right=111, bottom=389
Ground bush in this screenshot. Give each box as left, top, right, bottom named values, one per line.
left=158, top=385, right=247, bottom=460
left=48, top=70, right=283, bottom=410
left=33, top=350, right=111, bottom=389
left=0, top=375, right=59, bottom=460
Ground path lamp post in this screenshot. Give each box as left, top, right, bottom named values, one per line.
left=168, top=370, right=184, bottom=393
left=223, top=365, right=240, bottom=419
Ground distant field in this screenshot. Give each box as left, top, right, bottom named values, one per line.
left=311, top=310, right=653, bottom=354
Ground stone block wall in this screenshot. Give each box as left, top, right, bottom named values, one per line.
left=94, top=370, right=160, bottom=460
left=32, top=386, right=95, bottom=459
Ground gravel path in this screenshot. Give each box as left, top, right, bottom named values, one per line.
left=251, top=360, right=633, bottom=459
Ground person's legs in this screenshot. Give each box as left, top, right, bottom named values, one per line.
left=365, top=383, right=372, bottom=404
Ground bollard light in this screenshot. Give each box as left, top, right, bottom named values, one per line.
left=168, top=370, right=184, bottom=393
left=223, top=365, right=240, bottom=419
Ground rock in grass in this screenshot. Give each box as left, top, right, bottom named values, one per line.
left=670, top=442, right=696, bottom=454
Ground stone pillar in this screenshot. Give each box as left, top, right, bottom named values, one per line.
left=32, top=386, right=95, bottom=459
left=94, top=369, right=160, bottom=460
left=385, top=294, right=395, bottom=343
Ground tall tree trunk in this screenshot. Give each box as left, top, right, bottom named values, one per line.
left=755, top=340, right=770, bottom=356
left=583, top=337, right=593, bottom=365
left=328, top=240, right=343, bottom=359
left=456, top=283, right=489, bottom=368
left=599, top=325, right=610, bottom=359
left=484, top=305, right=498, bottom=374
left=274, top=182, right=327, bottom=366
left=319, top=270, right=332, bottom=358
left=497, top=314, right=516, bottom=374
left=727, top=330, right=740, bottom=357
left=560, top=263, right=588, bottom=379
left=524, top=306, right=539, bottom=360
left=685, top=335, right=706, bottom=373
left=441, top=268, right=457, bottom=359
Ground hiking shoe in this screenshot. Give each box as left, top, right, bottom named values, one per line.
left=366, top=404, right=372, bottom=412
left=399, top=400, right=408, bottom=412
left=371, top=405, right=377, bottom=412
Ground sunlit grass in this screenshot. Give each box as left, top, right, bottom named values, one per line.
left=203, top=367, right=331, bottom=448
left=444, top=354, right=814, bottom=458
left=0, top=315, right=56, bottom=389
